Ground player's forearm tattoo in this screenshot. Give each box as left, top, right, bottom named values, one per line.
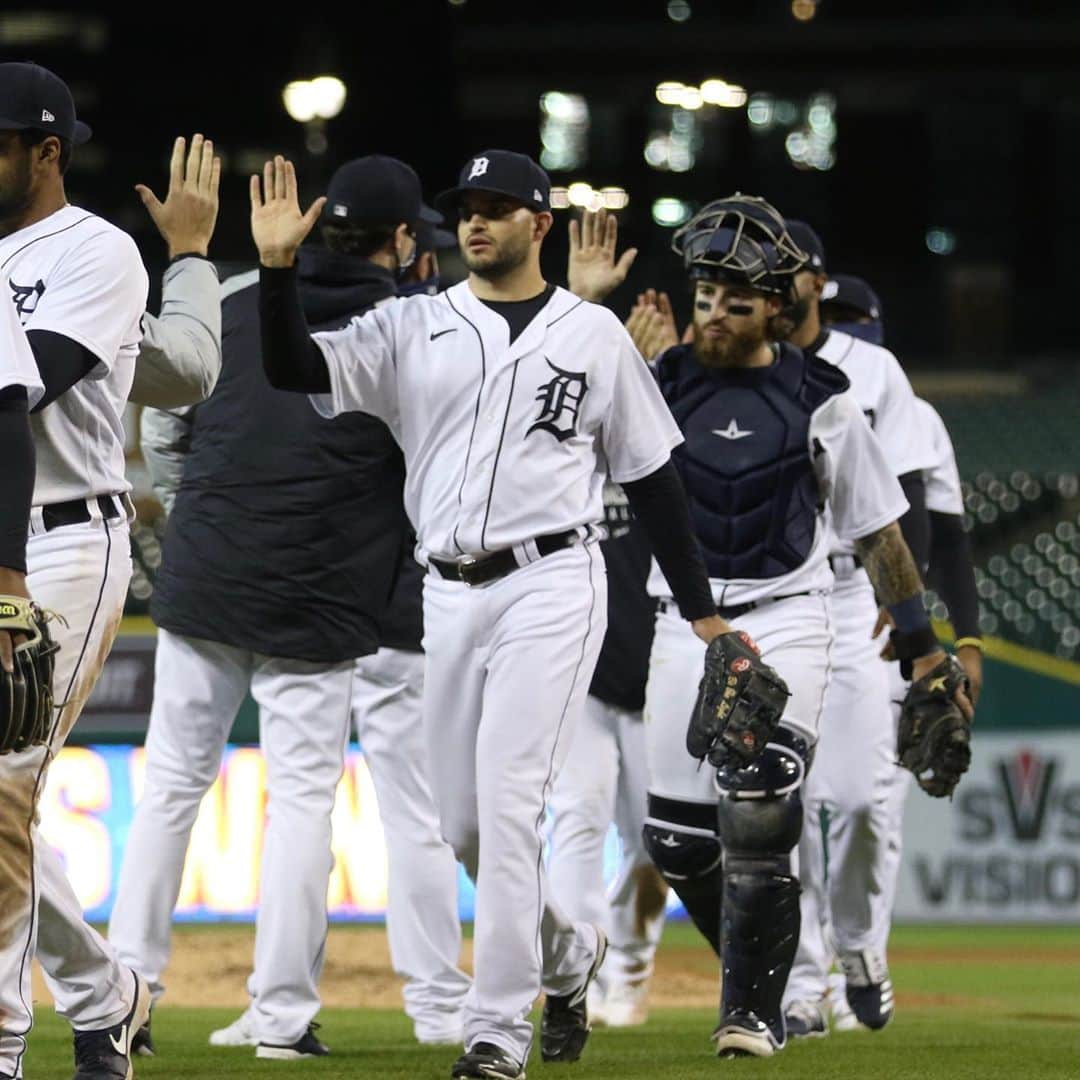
left=854, top=521, right=925, bottom=606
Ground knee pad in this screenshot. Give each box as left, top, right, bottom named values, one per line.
left=715, top=728, right=809, bottom=866
left=643, top=794, right=722, bottom=882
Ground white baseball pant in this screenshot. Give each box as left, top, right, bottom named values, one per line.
left=107, top=629, right=354, bottom=1045
left=421, top=542, right=607, bottom=1064
left=351, top=646, right=471, bottom=1043
left=785, top=570, right=895, bottom=1008
left=547, top=694, right=666, bottom=988
left=0, top=513, right=134, bottom=1078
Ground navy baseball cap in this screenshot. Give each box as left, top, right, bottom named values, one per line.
left=785, top=219, right=826, bottom=273
left=435, top=150, right=551, bottom=217
left=323, top=155, right=440, bottom=227
left=822, top=273, right=883, bottom=320
left=0, top=62, right=91, bottom=145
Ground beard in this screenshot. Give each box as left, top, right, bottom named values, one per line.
left=692, top=322, right=768, bottom=368
left=0, top=156, right=33, bottom=227
left=462, top=229, right=531, bottom=280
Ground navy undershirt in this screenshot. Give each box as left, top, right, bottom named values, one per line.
left=479, top=284, right=556, bottom=344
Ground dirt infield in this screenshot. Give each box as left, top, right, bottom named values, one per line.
left=33, top=926, right=1075, bottom=1012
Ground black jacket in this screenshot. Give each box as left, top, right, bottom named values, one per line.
left=152, top=247, right=418, bottom=662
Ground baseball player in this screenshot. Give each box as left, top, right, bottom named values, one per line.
left=0, top=61, right=152, bottom=1080
left=635, top=195, right=969, bottom=1059
left=777, top=225, right=939, bottom=1039
left=817, top=282, right=982, bottom=1027
left=251, top=149, right=735, bottom=1080
left=109, top=155, right=443, bottom=1061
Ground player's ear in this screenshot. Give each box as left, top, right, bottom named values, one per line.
left=765, top=295, right=783, bottom=317
left=812, top=272, right=828, bottom=298
left=533, top=211, right=554, bottom=242
left=37, top=136, right=61, bottom=165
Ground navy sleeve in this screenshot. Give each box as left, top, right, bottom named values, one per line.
left=928, top=511, right=981, bottom=641
left=0, top=387, right=34, bottom=574
left=258, top=265, right=331, bottom=393
left=26, top=329, right=98, bottom=411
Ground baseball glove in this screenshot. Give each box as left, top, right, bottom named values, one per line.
left=897, top=654, right=972, bottom=798
left=687, top=631, right=791, bottom=768
left=0, top=597, right=59, bottom=755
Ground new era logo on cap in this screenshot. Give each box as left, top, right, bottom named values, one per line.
left=41, top=108, right=54, bottom=123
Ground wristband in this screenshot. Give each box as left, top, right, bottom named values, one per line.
left=890, top=625, right=940, bottom=681
left=954, top=637, right=983, bottom=651
left=886, top=594, right=930, bottom=634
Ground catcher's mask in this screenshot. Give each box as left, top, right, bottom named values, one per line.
left=671, top=194, right=808, bottom=303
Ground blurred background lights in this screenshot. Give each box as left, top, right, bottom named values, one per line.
left=282, top=76, right=347, bottom=123
left=926, top=227, right=957, bottom=255
left=780, top=92, right=836, bottom=171
left=666, top=0, right=691, bottom=22
left=792, top=0, right=817, bottom=20
left=747, top=93, right=775, bottom=130
left=550, top=184, right=629, bottom=211
left=652, top=198, right=693, bottom=227
left=539, top=91, right=590, bottom=171
left=655, top=79, right=747, bottom=110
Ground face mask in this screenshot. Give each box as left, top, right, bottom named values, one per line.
left=830, top=319, right=884, bottom=346
left=396, top=274, right=441, bottom=298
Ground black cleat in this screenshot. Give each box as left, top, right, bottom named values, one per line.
left=783, top=999, right=828, bottom=1039
left=131, top=1012, right=155, bottom=1058
left=255, top=1022, right=329, bottom=1059
left=712, top=1010, right=783, bottom=1058
left=72, top=969, right=152, bottom=1079
left=839, top=950, right=894, bottom=1031
left=451, top=1041, right=525, bottom=1079
left=540, top=926, right=607, bottom=1063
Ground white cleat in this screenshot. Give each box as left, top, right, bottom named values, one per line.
left=597, top=977, right=651, bottom=1028
left=208, top=1008, right=257, bottom=1047
left=712, top=1012, right=782, bottom=1058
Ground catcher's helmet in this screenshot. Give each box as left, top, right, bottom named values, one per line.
left=671, top=194, right=808, bottom=301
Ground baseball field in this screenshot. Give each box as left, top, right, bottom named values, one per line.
left=23, top=922, right=1078, bottom=1079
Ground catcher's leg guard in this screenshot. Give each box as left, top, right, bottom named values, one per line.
left=643, top=795, right=723, bottom=957
left=714, top=728, right=809, bottom=1049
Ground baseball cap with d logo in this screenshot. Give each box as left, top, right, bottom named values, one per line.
left=0, top=62, right=92, bottom=144
left=435, top=149, right=551, bottom=218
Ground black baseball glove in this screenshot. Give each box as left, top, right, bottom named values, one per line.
left=897, top=654, right=972, bottom=798
left=0, top=597, right=59, bottom=755
left=687, top=631, right=791, bottom=768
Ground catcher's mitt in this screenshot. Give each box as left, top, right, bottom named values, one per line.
left=0, top=597, right=59, bottom=755
left=687, top=631, right=791, bottom=768
left=897, top=654, right=972, bottom=798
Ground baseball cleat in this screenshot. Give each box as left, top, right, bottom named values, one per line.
left=711, top=1010, right=783, bottom=1058
left=783, top=999, right=828, bottom=1039
left=450, top=1041, right=525, bottom=1079
left=839, top=950, right=894, bottom=1030
left=826, top=974, right=862, bottom=1032
left=71, top=968, right=152, bottom=1080
left=540, top=925, right=607, bottom=1062
left=131, top=1011, right=155, bottom=1057
left=595, top=975, right=651, bottom=1028
left=208, top=1009, right=257, bottom=1047
left=255, top=1022, right=329, bottom=1060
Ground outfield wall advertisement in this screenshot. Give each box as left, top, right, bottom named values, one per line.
left=895, top=731, right=1080, bottom=921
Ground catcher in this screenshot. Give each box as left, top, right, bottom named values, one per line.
left=620, top=195, right=974, bottom=1059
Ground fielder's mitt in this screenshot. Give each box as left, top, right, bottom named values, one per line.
left=687, top=631, right=791, bottom=768
left=0, top=597, right=59, bottom=755
left=897, top=654, right=972, bottom=798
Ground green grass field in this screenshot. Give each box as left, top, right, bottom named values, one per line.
left=22, top=923, right=1080, bottom=1079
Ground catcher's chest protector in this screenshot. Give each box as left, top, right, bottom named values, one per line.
left=659, top=343, right=848, bottom=581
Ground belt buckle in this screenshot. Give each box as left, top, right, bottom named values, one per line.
left=458, top=555, right=478, bottom=588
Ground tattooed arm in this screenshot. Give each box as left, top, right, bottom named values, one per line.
left=855, top=521, right=955, bottom=686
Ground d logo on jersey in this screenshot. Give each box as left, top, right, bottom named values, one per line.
left=527, top=359, right=588, bottom=443
left=467, top=157, right=489, bottom=181
left=9, top=278, right=46, bottom=321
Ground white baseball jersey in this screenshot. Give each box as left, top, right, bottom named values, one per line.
left=0, top=274, right=42, bottom=407
left=0, top=205, right=148, bottom=505
left=648, top=391, right=908, bottom=606
left=915, top=398, right=964, bottom=515
left=816, top=329, right=936, bottom=557
left=311, top=281, right=683, bottom=561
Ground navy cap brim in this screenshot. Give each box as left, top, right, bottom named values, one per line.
left=434, top=184, right=544, bottom=218
left=0, top=116, right=92, bottom=144
left=419, top=203, right=442, bottom=225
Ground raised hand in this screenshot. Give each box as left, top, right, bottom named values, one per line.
left=137, top=134, right=222, bottom=259
left=625, top=291, right=680, bottom=361
left=568, top=208, right=638, bottom=303
left=249, top=155, right=326, bottom=269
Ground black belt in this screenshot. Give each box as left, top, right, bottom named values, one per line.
left=41, top=493, right=129, bottom=533
left=658, top=591, right=812, bottom=621
left=828, top=553, right=864, bottom=576
left=429, top=529, right=580, bottom=587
